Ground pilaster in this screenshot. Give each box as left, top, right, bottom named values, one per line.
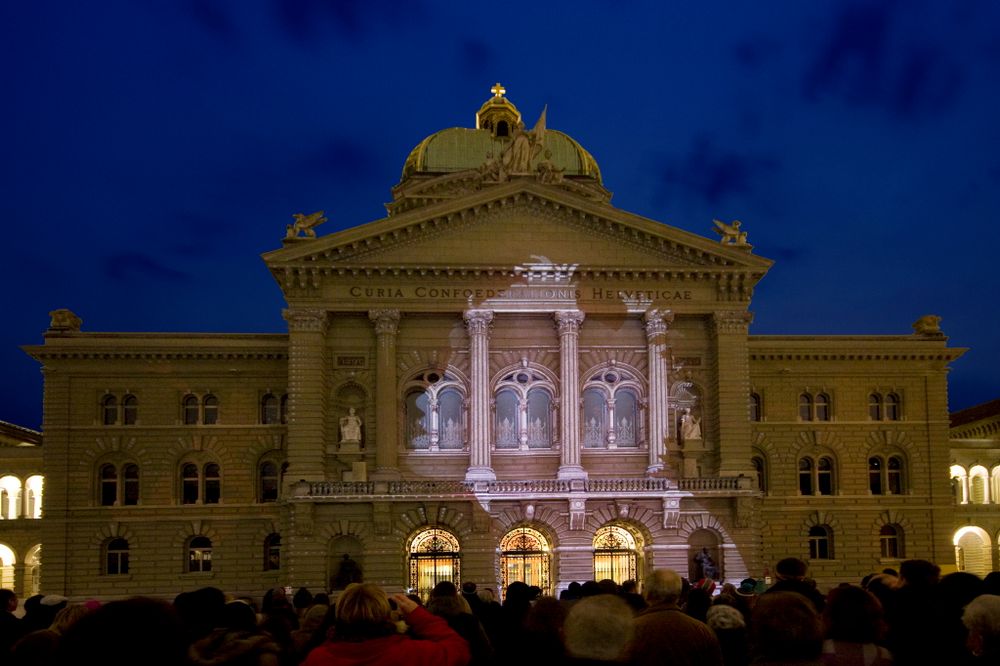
left=369, top=309, right=402, bottom=480
left=284, top=308, right=330, bottom=486
left=555, top=310, right=586, bottom=480
left=710, top=310, right=753, bottom=476
left=464, top=310, right=496, bottom=482
left=643, top=308, right=674, bottom=474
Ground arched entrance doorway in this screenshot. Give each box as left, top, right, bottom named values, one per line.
left=954, top=526, right=992, bottom=577
left=408, top=528, right=461, bottom=600
left=593, top=524, right=643, bottom=585
left=500, top=526, right=551, bottom=596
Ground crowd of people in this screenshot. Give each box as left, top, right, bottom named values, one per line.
left=2, top=556, right=1000, bottom=665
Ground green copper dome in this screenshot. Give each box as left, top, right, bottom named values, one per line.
left=400, top=84, right=602, bottom=184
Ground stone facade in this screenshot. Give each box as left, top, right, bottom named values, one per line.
left=0, top=88, right=985, bottom=602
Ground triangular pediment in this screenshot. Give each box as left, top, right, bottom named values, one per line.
left=264, top=181, right=772, bottom=278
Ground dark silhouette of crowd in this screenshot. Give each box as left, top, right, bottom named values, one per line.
left=3, top=556, right=1000, bottom=665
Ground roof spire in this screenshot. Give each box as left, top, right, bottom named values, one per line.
left=491, top=82, right=506, bottom=98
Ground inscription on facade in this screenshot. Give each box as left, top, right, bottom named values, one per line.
left=335, top=355, right=367, bottom=368
left=346, top=285, right=695, bottom=301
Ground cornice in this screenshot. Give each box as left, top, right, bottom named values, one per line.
left=25, top=349, right=289, bottom=361
left=749, top=351, right=964, bottom=362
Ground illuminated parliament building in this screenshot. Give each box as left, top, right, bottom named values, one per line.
left=2, top=86, right=993, bottom=602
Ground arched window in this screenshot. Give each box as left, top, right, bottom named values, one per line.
left=808, top=525, right=832, bottom=560
left=798, top=393, right=813, bottom=421
left=885, top=393, right=901, bottom=421
left=749, top=393, right=762, bottom=422
left=950, top=465, right=969, bottom=504
left=593, top=525, right=641, bottom=585
left=880, top=524, right=903, bottom=559
left=815, top=394, right=831, bottom=421
left=494, top=367, right=556, bottom=450
left=105, top=537, right=130, bottom=575
left=102, top=395, right=118, bottom=425
left=187, top=536, right=212, bottom=573
left=870, top=453, right=907, bottom=495
left=202, top=395, right=219, bottom=425
left=100, top=463, right=118, bottom=506
left=751, top=455, right=767, bottom=493
left=500, top=527, right=551, bottom=596
left=799, top=392, right=832, bottom=421
left=204, top=463, right=221, bottom=504
left=582, top=367, right=643, bottom=449
left=122, top=395, right=138, bottom=425
left=264, top=533, right=281, bottom=571
left=259, top=461, right=279, bottom=502
left=868, top=393, right=883, bottom=421
left=408, top=528, right=460, bottom=600
left=123, top=463, right=139, bottom=505
left=181, top=462, right=221, bottom=504
left=182, top=395, right=200, bottom=425
left=261, top=394, right=279, bottom=424
left=403, top=371, right=466, bottom=451
left=799, top=456, right=836, bottom=496
left=970, top=466, right=989, bottom=504
left=438, top=388, right=464, bottom=450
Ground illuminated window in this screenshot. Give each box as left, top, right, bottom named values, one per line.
left=593, top=525, right=641, bottom=586
left=808, top=525, right=832, bottom=560
left=494, top=367, right=555, bottom=450
left=408, top=528, right=460, bottom=600
left=105, top=538, right=129, bottom=575
left=403, top=371, right=466, bottom=451
left=187, top=536, right=212, bottom=573
left=500, top=527, right=551, bottom=596
left=582, top=367, right=642, bottom=449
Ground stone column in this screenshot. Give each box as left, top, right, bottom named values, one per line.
left=369, top=309, right=401, bottom=480
left=643, top=308, right=674, bottom=474
left=711, top=310, right=754, bottom=476
left=464, top=310, right=496, bottom=482
left=284, top=308, right=329, bottom=487
left=555, top=310, right=587, bottom=480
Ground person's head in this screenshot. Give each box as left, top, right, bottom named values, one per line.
left=462, top=581, right=477, bottom=595
left=334, top=583, right=395, bottom=640
left=751, top=591, right=823, bottom=663
left=292, top=587, right=314, bottom=612
left=644, top=569, right=683, bottom=605
left=707, top=603, right=746, bottom=632
left=426, top=593, right=471, bottom=618
left=823, top=584, right=885, bottom=643
left=221, top=600, right=259, bottom=632
left=775, top=557, right=808, bottom=580
left=55, top=597, right=188, bottom=666
left=899, top=559, right=940, bottom=587
left=621, top=579, right=639, bottom=594
left=963, top=594, right=1000, bottom=658
left=563, top=594, right=634, bottom=662
left=597, top=579, right=619, bottom=596
left=0, top=588, right=16, bottom=612
left=430, top=580, right=458, bottom=598
left=49, top=604, right=90, bottom=634
left=477, top=588, right=496, bottom=604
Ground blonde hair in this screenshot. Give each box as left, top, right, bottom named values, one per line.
left=50, top=604, right=90, bottom=634
left=335, top=583, right=391, bottom=627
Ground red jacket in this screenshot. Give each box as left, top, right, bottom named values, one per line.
left=302, top=606, right=470, bottom=666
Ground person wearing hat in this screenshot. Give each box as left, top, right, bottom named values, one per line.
left=761, top=557, right=825, bottom=612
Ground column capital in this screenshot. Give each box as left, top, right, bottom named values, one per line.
left=554, top=310, right=585, bottom=335
left=712, top=309, right=753, bottom=334
left=368, top=309, right=401, bottom=335
left=642, top=308, right=674, bottom=338
left=463, top=309, right=494, bottom=335
left=283, top=308, right=329, bottom=333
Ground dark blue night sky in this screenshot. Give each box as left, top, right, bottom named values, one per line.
left=3, top=1, right=998, bottom=430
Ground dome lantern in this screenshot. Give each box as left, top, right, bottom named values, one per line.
left=476, top=82, right=522, bottom=138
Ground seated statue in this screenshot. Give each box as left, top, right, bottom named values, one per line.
left=339, top=407, right=362, bottom=443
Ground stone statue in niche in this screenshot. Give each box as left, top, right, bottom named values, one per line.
left=339, top=407, right=362, bottom=444
left=679, top=407, right=702, bottom=443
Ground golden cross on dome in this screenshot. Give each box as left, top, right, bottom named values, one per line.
left=491, top=82, right=506, bottom=98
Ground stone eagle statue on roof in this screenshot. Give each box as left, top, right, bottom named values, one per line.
left=286, top=211, right=327, bottom=239
left=712, top=219, right=748, bottom=246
